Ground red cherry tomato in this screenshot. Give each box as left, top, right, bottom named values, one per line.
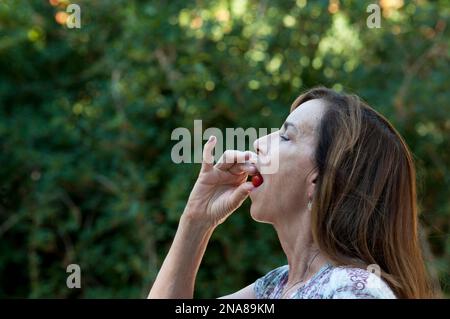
left=252, top=174, right=264, bottom=187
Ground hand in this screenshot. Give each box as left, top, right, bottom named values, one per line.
left=182, top=136, right=258, bottom=229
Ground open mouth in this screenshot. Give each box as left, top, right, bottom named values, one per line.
left=251, top=169, right=264, bottom=187
left=248, top=152, right=264, bottom=187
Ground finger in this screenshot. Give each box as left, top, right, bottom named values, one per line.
left=215, top=150, right=252, bottom=171
left=247, top=151, right=258, bottom=164
left=201, top=136, right=216, bottom=172
left=228, top=162, right=258, bottom=176
left=228, top=181, right=254, bottom=210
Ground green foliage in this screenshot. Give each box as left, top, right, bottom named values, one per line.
left=0, top=0, right=449, bottom=297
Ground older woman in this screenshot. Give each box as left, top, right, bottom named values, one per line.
left=148, top=87, right=435, bottom=299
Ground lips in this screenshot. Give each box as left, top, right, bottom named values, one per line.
left=248, top=152, right=264, bottom=187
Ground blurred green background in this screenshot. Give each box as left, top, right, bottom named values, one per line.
left=0, top=0, right=449, bottom=298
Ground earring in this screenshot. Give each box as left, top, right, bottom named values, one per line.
left=307, top=200, right=312, bottom=211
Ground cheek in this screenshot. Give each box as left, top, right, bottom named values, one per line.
left=274, top=153, right=311, bottom=200
left=273, top=165, right=304, bottom=202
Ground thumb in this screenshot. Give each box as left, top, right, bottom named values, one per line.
left=201, top=135, right=217, bottom=172
left=228, top=181, right=254, bottom=211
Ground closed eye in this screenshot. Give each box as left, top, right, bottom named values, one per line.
left=280, top=134, right=289, bottom=141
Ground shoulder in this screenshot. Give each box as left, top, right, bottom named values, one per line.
left=323, top=266, right=397, bottom=299
left=254, top=265, right=288, bottom=299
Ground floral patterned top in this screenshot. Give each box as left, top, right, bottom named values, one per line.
left=254, top=263, right=396, bottom=299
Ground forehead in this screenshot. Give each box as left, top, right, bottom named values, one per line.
left=286, top=98, right=326, bottom=132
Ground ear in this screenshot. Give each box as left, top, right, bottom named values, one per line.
left=307, top=169, right=319, bottom=200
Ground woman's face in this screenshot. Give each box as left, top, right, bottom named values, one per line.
left=249, top=98, right=326, bottom=224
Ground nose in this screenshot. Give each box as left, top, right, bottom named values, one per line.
left=253, top=135, right=266, bottom=155
left=253, top=138, right=260, bottom=155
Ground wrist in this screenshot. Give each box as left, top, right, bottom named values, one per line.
left=180, top=212, right=216, bottom=234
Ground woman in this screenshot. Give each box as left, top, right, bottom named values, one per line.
left=149, top=87, right=435, bottom=299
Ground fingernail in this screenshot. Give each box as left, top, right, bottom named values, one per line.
left=209, top=136, right=215, bottom=142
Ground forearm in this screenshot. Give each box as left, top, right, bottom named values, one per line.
left=148, top=214, right=215, bottom=298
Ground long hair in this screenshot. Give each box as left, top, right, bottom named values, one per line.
left=290, top=87, right=436, bottom=298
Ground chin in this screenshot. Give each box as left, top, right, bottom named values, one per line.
left=249, top=202, right=273, bottom=224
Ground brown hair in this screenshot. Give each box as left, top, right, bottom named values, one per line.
left=291, top=87, right=435, bottom=298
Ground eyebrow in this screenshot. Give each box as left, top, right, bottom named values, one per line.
left=283, top=121, right=298, bottom=132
